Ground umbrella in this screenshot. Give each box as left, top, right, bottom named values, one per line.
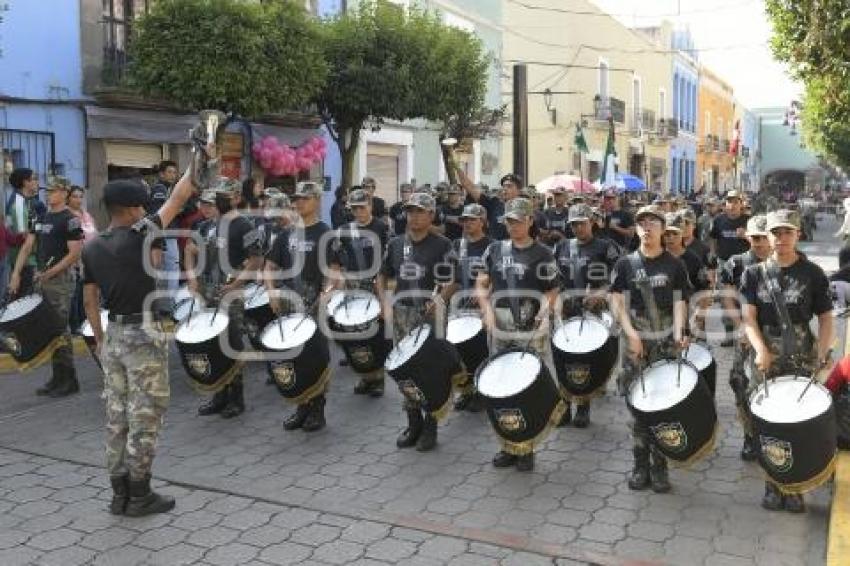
left=615, top=173, right=647, bottom=192
left=535, top=174, right=596, bottom=194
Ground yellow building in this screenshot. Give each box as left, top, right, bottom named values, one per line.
left=697, top=66, right=736, bottom=193
left=500, top=0, right=673, bottom=190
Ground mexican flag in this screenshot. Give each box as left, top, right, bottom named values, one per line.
left=575, top=124, right=589, bottom=154
left=599, top=117, right=617, bottom=188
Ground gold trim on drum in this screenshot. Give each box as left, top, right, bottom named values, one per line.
left=766, top=455, right=837, bottom=496
left=501, top=399, right=567, bottom=457
left=429, top=368, right=470, bottom=422
left=666, top=422, right=720, bottom=469
left=15, top=336, right=68, bottom=372
left=185, top=361, right=244, bottom=395
left=280, top=366, right=332, bottom=406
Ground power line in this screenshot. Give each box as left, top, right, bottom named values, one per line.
left=507, top=0, right=759, bottom=18
left=503, top=60, right=635, bottom=72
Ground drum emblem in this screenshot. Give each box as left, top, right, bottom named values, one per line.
left=186, top=354, right=211, bottom=378
left=1, top=333, right=21, bottom=357
left=272, top=362, right=296, bottom=389
left=496, top=408, right=527, bottom=433
left=398, top=380, right=424, bottom=403
left=651, top=422, right=688, bottom=453
left=760, top=436, right=793, bottom=473
left=566, top=365, right=591, bottom=386
left=350, top=347, right=374, bottom=368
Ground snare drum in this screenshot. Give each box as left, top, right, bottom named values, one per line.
left=175, top=310, right=242, bottom=392
left=684, top=342, right=716, bottom=397
left=476, top=348, right=565, bottom=454
left=551, top=316, right=618, bottom=400
left=385, top=324, right=460, bottom=419
left=0, top=294, right=66, bottom=369
left=749, top=376, right=837, bottom=494
left=172, top=290, right=205, bottom=324
left=446, top=313, right=488, bottom=377
left=627, top=359, right=718, bottom=464
left=261, top=315, right=330, bottom=404
left=80, top=309, right=109, bottom=349
left=243, top=283, right=275, bottom=347
left=332, top=292, right=391, bottom=373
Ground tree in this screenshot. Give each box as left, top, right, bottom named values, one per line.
left=128, top=0, right=327, bottom=117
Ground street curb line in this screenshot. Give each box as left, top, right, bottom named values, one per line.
left=0, top=337, right=89, bottom=373
left=827, top=328, right=850, bottom=566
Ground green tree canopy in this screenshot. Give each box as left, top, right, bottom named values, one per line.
left=128, top=0, right=327, bottom=117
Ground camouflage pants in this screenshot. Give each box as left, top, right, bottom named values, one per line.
left=41, top=272, right=75, bottom=375
left=102, top=321, right=169, bottom=480
left=729, top=342, right=752, bottom=434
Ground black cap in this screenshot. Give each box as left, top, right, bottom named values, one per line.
left=102, top=180, right=149, bottom=208
left=499, top=173, right=523, bottom=187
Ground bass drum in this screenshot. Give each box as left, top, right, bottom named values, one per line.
left=749, top=376, right=836, bottom=494
left=684, top=342, right=716, bottom=397
left=551, top=316, right=618, bottom=400
left=325, top=291, right=345, bottom=332
left=385, top=324, right=461, bottom=419
left=243, top=283, right=275, bottom=348
left=0, top=294, right=66, bottom=370
left=261, top=315, right=330, bottom=404
left=446, top=313, right=488, bottom=377
left=627, top=359, right=718, bottom=464
left=175, top=310, right=241, bottom=392
left=80, top=309, right=109, bottom=349
left=476, top=348, right=565, bottom=454
left=332, top=291, right=391, bottom=374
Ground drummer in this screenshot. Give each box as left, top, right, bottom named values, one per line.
left=720, top=214, right=771, bottom=461
left=264, top=181, right=338, bottom=432
left=740, top=209, right=834, bottom=513
left=186, top=177, right=263, bottom=420
left=257, top=189, right=292, bottom=254
left=376, top=191, right=458, bottom=452
left=609, top=204, right=691, bottom=494
left=450, top=203, right=491, bottom=412
left=475, top=197, right=560, bottom=471
left=389, top=183, right=414, bottom=236
left=333, top=188, right=389, bottom=396
left=553, top=203, right=619, bottom=427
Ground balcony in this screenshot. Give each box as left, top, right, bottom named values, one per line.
left=594, top=95, right=626, bottom=124
left=630, top=108, right=656, bottom=137
left=656, top=118, right=678, bottom=139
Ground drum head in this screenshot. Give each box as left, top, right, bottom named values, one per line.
left=598, top=311, right=615, bottom=328
left=333, top=294, right=380, bottom=327
left=478, top=351, right=542, bottom=398
left=685, top=343, right=713, bottom=371
left=1, top=295, right=42, bottom=323
left=244, top=284, right=270, bottom=309
left=629, top=360, right=699, bottom=412
left=80, top=310, right=109, bottom=338
left=261, top=315, right=317, bottom=351
left=175, top=310, right=229, bottom=344
left=447, top=315, right=483, bottom=344
left=750, top=375, right=832, bottom=424
left=173, top=297, right=206, bottom=322
left=552, top=317, right=608, bottom=354
left=326, top=291, right=344, bottom=319
left=174, top=285, right=193, bottom=305
left=385, top=324, right=431, bottom=371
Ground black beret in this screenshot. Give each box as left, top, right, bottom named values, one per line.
left=102, top=180, right=150, bottom=208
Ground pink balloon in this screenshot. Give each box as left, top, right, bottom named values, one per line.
left=317, top=148, right=327, bottom=160
left=260, top=158, right=271, bottom=170
left=262, top=135, right=276, bottom=146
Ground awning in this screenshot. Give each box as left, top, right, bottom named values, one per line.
left=85, top=105, right=319, bottom=146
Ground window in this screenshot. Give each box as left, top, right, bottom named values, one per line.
left=632, top=75, right=642, bottom=129
left=659, top=89, right=666, bottom=120
left=102, top=0, right=150, bottom=85
left=598, top=59, right=609, bottom=98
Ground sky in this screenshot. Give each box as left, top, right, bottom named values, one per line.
left=590, top=0, right=801, bottom=109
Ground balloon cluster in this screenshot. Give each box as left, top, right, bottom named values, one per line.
left=252, top=135, right=328, bottom=177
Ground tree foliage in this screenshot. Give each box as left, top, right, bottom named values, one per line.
left=128, top=0, right=327, bottom=117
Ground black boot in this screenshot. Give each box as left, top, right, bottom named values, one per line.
left=740, top=435, right=757, bottom=461
left=416, top=415, right=437, bottom=452
left=221, top=382, right=245, bottom=419
left=283, top=403, right=311, bottom=431
left=124, top=476, right=175, bottom=517
left=198, top=389, right=228, bottom=416
left=109, top=475, right=129, bottom=515
left=573, top=402, right=590, bottom=428
left=628, top=448, right=651, bottom=490
left=47, top=367, right=79, bottom=398
left=649, top=452, right=671, bottom=493
left=36, top=373, right=60, bottom=396
left=516, top=452, right=534, bottom=472
left=492, top=451, right=517, bottom=468
left=302, top=395, right=327, bottom=432
left=761, top=482, right=783, bottom=511
left=783, top=493, right=806, bottom=514
left=557, top=402, right=572, bottom=427
left=396, top=408, right=423, bottom=448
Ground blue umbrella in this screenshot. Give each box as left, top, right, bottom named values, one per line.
left=615, top=173, right=647, bottom=192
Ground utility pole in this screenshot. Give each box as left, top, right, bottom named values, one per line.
left=512, top=64, right=528, bottom=183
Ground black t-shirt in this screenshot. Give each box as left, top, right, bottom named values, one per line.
left=604, top=209, right=635, bottom=248
left=740, top=256, right=832, bottom=327
left=709, top=213, right=750, bottom=260
left=371, top=196, right=387, bottom=220
left=482, top=240, right=560, bottom=320
left=675, top=249, right=702, bottom=292
left=554, top=236, right=619, bottom=290
left=610, top=250, right=691, bottom=319
left=33, top=209, right=84, bottom=269
left=440, top=204, right=465, bottom=241
left=330, top=201, right=353, bottom=229
left=268, top=221, right=333, bottom=303
left=82, top=214, right=163, bottom=315
left=452, top=235, right=491, bottom=289
left=686, top=238, right=711, bottom=266
left=382, top=232, right=455, bottom=302
left=544, top=207, right=572, bottom=239
left=219, top=215, right=262, bottom=277
left=389, top=202, right=407, bottom=236
left=333, top=218, right=388, bottom=278
left=467, top=193, right=507, bottom=240
left=720, top=250, right=761, bottom=288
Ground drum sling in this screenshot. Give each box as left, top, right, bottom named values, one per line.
left=628, top=252, right=664, bottom=354
left=500, top=241, right=533, bottom=332
left=760, top=261, right=803, bottom=368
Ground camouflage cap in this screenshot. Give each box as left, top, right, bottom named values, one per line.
left=361, top=176, right=376, bottom=187
left=725, top=190, right=743, bottom=200
left=568, top=203, right=593, bottom=222
left=460, top=203, right=487, bottom=219
left=766, top=209, right=800, bottom=231
left=635, top=204, right=666, bottom=224
left=292, top=181, right=322, bottom=199
left=663, top=213, right=683, bottom=232
left=213, top=177, right=241, bottom=195
left=46, top=176, right=71, bottom=191
left=504, top=197, right=533, bottom=221
left=348, top=188, right=370, bottom=207
left=520, top=187, right=537, bottom=199
left=677, top=208, right=697, bottom=223
left=446, top=184, right=462, bottom=195
left=745, top=214, right=768, bottom=236
left=404, top=192, right=436, bottom=211
left=199, top=190, right=217, bottom=204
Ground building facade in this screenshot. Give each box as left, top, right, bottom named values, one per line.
left=755, top=107, right=824, bottom=195
left=669, top=27, right=698, bottom=195
left=735, top=107, right=761, bottom=193
left=696, top=66, right=736, bottom=194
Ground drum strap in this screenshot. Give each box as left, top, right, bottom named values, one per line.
left=628, top=252, right=663, bottom=334
left=568, top=238, right=586, bottom=290
left=459, top=238, right=469, bottom=290
left=761, top=261, right=799, bottom=359
left=342, top=222, right=369, bottom=276
left=401, top=234, right=424, bottom=309
left=501, top=240, right=524, bottom=328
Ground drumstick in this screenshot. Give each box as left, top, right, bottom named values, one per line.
left=210, top=302, right=220, bottom=325
left=676, top=344, right=689, bottom=388
left=187, top=297, right=196, bottom=325
left=639, top=358, right=646, bottom=397
left=797, top=350, right=832, bottom=402
left=277, top=315, right=285, bottom=342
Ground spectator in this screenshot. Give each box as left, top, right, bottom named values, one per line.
left=825, top=357, right=850, bottom=449
left=5, top=168, right=45, bottom=296
left=67, top=186, right=98, bottom=332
